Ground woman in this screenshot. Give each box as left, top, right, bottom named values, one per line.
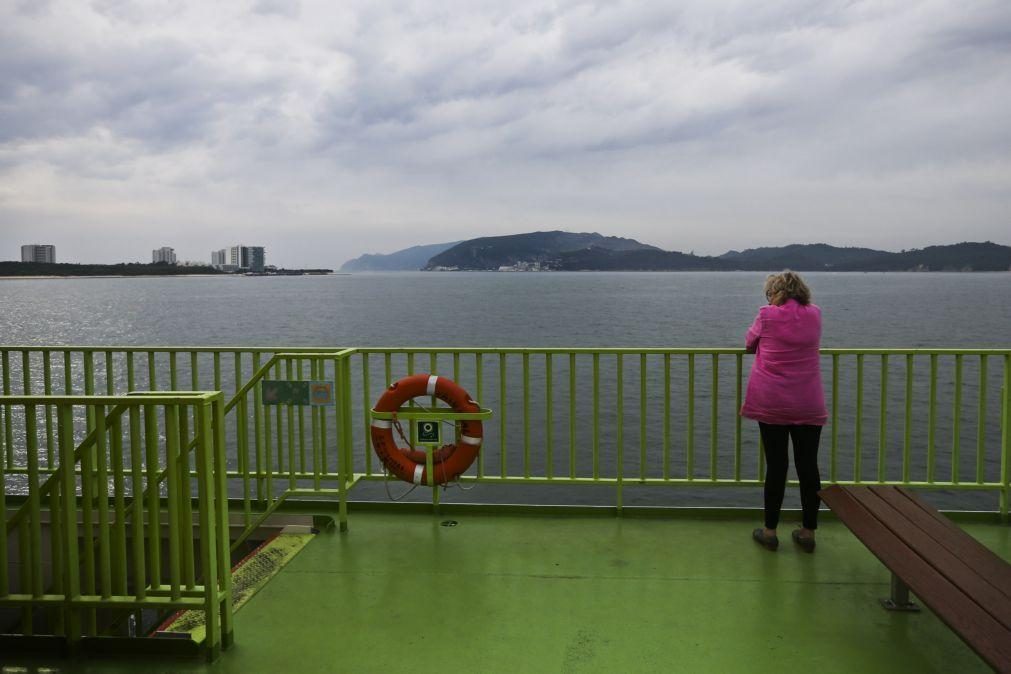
left=741, top=271, right=827, bottom=553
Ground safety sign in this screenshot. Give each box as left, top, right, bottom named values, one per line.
left=262, top=380, right=335, bottom=406
left=416, top=420, right=441, bottom=445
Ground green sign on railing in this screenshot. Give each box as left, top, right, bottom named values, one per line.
left=261, top=380, right=334, bottom=406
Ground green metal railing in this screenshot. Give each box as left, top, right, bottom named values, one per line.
left=346, top=348, right=1010, bottom=517
left=1, top=344, right=1007, bottom=662
left=0, top=392, right=232, bottom=659
left=1, top=346, right=1009, bottom=522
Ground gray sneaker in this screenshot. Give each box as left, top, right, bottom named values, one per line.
left=792, top=529, right=816, bottom=553
left=752, top=528, right=779, bottom=551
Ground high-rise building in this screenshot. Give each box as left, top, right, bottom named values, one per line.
left=228, top=245, right=266, bottom=272
left=152, top=247, right=177, bottom=264
left=228, top=245, right=247, bottom=269
left=21, top=244, right=56, bottom=263
left=249, top=246, right=265, bottom=273
left=211, top=249, right=227, bottom=267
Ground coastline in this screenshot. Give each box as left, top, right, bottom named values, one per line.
left=0, top=274, right=233, bottom=280
left=0, top=273, right=345, bottom=280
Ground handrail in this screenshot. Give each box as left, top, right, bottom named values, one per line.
left=2, top=394, right=218, bottom=534
left=3, top=345, right=1010, bottom=355
left=100, top=352, right=356, bottom=531
left=0, top=392, right=232, bottom=656
left=2, top=346, right=1008, bottom=522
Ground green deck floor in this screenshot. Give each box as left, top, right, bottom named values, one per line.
left=3, top=511, right=1009, bottom=673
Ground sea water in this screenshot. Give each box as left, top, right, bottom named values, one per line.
left=1, top=272, right=1009, bottom=510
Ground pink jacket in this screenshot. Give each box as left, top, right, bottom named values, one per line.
left=740, top=299, right=827, bottom=426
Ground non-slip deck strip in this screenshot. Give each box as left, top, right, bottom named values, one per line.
left=156, top=531, right=315, bottom=643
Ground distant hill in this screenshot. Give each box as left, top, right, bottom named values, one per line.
left=557, top=247, right=727, bottom=271
left=831, top=242, right=1011, bottom=271
left=567, top=241, right=1011, bottom=271
left=340, top=241, right=461, bottom=271
left=424, top=231, right=660, bottom=270
left=342, top=232, right=1011, bottom=273
left=719, top=244, right=883, bottom=270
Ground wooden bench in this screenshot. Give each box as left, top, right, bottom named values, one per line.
left=819, top=485, right=1011, bottom=672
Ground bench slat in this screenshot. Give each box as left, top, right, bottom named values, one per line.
left=892, top=486, right=1011, bottom=598
left=849, top=487, right=1011, bottom=630
left=820, top=485, right=1011, bottom=672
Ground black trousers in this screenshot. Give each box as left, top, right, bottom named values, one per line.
left=759, top=423, right=823, bottom=530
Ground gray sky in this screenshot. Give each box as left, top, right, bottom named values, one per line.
left=1, top=0, right=1009, bottom=267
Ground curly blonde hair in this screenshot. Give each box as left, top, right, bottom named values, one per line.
left=764, top=271, right=812, bottom=306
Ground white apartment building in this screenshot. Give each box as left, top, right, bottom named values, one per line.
left=211, top=249, right=227, bottom=267
left=152, top=247, right=177, bottom=264
left=228, top=245, right=266, bottom=272
left=21, top=244, right=56, bottom=263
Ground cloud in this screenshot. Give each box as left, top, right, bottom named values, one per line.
left=0, top=0, right=1009, bottom=266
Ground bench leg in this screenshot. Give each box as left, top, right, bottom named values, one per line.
left=880, top=573, right=920, bottom=612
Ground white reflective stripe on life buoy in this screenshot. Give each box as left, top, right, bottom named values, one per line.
left=461, top=435, right=481, bottom=446
left=371, top=419, right=391, bottom=429
left=426, top=375, right=439, bottom=396
left=413, top=464, right=425, bottom=485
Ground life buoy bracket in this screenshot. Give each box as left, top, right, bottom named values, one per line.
left=370, top=374, right=490, bottom=486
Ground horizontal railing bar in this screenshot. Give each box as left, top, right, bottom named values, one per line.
left=359, top=347, right=1011, bottom=355
left=0, top=394, right=219, bottom=405
left=0, top=346, right=354, bottom=354
left=369, top=408, right=492, bottom=421
left=0, top=595, right=207, bottom=609
left=3, top=346, right=1009, bottom=356
left=353, top=475, right=1007, bottom=489
left=6, top=469, right=1002, bottom=500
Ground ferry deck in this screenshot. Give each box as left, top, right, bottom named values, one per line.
left=1, top=345, right=1009, bottom=672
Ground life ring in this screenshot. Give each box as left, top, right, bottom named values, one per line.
left=370, top=373, right=482, bottom=485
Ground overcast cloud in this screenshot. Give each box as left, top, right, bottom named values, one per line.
left=1, top=0, right=1009, bottom=267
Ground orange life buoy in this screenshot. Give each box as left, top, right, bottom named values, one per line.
left=370, top=373, right=482, bottom=485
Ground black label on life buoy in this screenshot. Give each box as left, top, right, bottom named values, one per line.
left=417, top=420, right=440, bottom=444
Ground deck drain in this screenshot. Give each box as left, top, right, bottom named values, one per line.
left=440, top=520, right=459, bottom=527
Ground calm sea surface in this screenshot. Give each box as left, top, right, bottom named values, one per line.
left=1, top=271, right=1009, bottom=347
left=1, top=272, right=1009, bottom=511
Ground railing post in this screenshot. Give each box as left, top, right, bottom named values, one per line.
left=523, top=352, right=531, bottom=480
left=687, top=353, right=695, bottom=481
left=128, top=406, right=147, bottom=602
left=57, top=403, right=82, bottom=650
left=710, top=353, right=718, bottom=482
left=237, top=353, right=251, bottom=527
left=592, top=353, right=599, bottom=480
left=831, top=354, right=839, bottom=482
left=1001, top=355, right=1009, bottom=523
left=952, top=354, right=962, bottom=485
left=878, top=354, right=888, bottom=482
left=361, top=354, right=372, bottom=477
left=0, top=402, right=7, bottom=600
left=26, top=404, right=43, bottom=601
left=343, top=355, right=354, bottom=490
left=500, top=353, right=508, bottom=479
left=165, top=405, right=182, bottom=601
left=253, top=353, right=266, bottom=504
left=211, top=395, right=234, bottom=649
left=197, top=399, right=222, bottom=660
left=334, top=356, right=349, bottom=532
left=855, top=354, right=864, bottom=483
left=616, top=354, right=623, bottom=512
left=144, top=404, right=162, bottom=590
left=546, top=353, right=554, bottom=480
left=2, top=351, right=12, bottom=467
